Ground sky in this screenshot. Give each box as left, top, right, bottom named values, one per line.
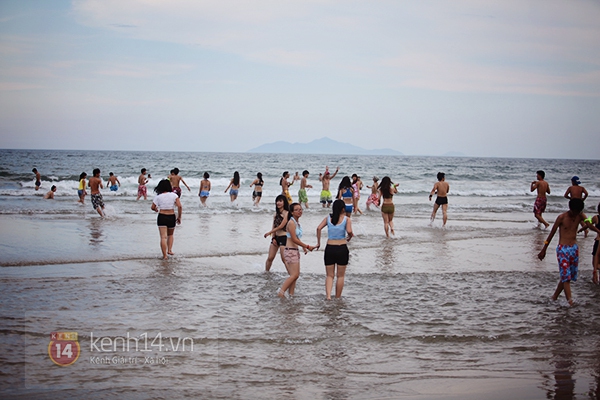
left=0, top=0, right=599, bottom=158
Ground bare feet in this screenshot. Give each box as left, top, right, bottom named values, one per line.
left=277, top=288, right=285, bottom=298
left=167, top=251, right=174, bottom=256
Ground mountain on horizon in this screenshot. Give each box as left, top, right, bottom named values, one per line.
left=247, top=137, right=402, bottom=156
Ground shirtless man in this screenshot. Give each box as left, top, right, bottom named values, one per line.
left=32, top=168, right=41, bottom=191
left=318, top=166, right=339, bottom=208
left=199, top=172, right=211, bottom=207
left=298, top=170, right=313, bottom=209
left=531, top=170, right=550, bottom=228
left=169, top=168, right=191, bottom=198
left=107, top=172, right=120, bottom=192
left=44, top=185, right=57, bottom=199
left=564, top=176, right=588, bottom=201
left=538, top=198, right=599, bottom=305
left=136, top=168, right=149, bottom=201
left=89, top=168, right=105, bottom=217
left=280, top=171, right=293, bottom=205
left=429, top=172, right=449, bottom=227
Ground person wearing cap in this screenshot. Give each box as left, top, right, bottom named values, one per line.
left=564, top=176, right=588, bottom=201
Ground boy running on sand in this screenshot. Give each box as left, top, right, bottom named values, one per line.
left=531, top=170, right=550, bottom=228
left=298, top=170, right=313, bottom=208
left=318, top=166, right=339, bottom=208
left=107, top=172, right=120, bottom=192
left=538, top=198, right=599, bottom=305
left=429, top=172, right=450, bottom=227
left=169, top=168, right=191, bottom=198
left=89, top=168, right=105, bottom=217
left=137, top=168, right=149, bottom=201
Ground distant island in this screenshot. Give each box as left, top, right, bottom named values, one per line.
left=247, top=137, right=403, bottom=156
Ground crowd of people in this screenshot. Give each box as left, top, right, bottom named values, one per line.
left=31, top=166, right=599, bottom=303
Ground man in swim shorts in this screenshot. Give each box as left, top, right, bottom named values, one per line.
left=169, top=168, right=191, bottom=198
left=298, top=170, right=312, bottom=208
left=538, top=198, right=599, bottom=306
left=89, top=168, right=105, bottom=217
left=429, top=172, right=450, bottom=227
left=32, top=168, right=41, bottom=191
left=531, top=170, right=550, bottom=228
left=318, top=166, right=339, bottom=208
left=137, top=168, right=149, bottom=201
left=107, top=172, right=120, bottom=192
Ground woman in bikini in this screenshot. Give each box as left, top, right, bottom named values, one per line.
left=351, top=174, right=363, bottom=215
left=224, top=171, right=240, bottom=202
left=378, top=176, right=398, bottom=238
left=250, top=172, right=264, bottom=207
left=337, top=176, right=354, bottom=217
left=263, top=195, right=289, bottom=272
left=278, top=203, right=316, bottom=297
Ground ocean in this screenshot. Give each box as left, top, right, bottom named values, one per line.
left=1, top=149, right=599, bottom=399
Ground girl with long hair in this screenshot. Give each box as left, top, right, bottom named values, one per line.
left=263, top=195, right=290, bottom=272
left=337, top=176, right=354, bottom=217
left=224, top=171, right=240, bottom=202
left=250, top=172, right=264, bottom=206
left=151, top=179, right=182, bottom=259
left=316, top=199, right=353, bottom=299
left=378, top=176, right=398, bottom=238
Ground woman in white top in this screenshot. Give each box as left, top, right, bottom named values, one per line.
left=151, top=179, right=182, bottom=259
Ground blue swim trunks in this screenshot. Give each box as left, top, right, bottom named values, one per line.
left=199, top=191, right=210, bottom=197
left=556, top=244, right=578, bottom=283
left=110, top=185, right=118, bottom=192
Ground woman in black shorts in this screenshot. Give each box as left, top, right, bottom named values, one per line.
left=316, top=199, right=353, bottom=299
left=263, top=195, right=289, bottom=271
left=151, top=179, right=182, bottom=259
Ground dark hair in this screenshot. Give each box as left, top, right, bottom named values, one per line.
left=351, top=173, right=358, bottom=180
left=232, top=171, right=240, bottom=186
left=141, top=168, right=146, bottom=173
left=203, top=172, right=210, bottom=179
left=79, top=172, right=87, bottom=180
left=93, top=168, right=100, bottom=176
left=568, top=198, right=584, bottom=213
left=537, top=170, right=545, bottom=179
left=257, top=172, right=263, bottom=185
left=32, top=168, right=37, bottom=172
left=172, top=168, right=179, bottom=175
left=280, top=171, right=289, bottom=186
left=302, top=170, right=309, bottom=177
left=597, top=202, right=600, bottom=214
left=275, top=194, right=289, bottom=214
left=380, top=176, right=393, bottom=199
left=109, top=172, right=114, bottom=176
left=331, top=199, right=345, bottom=225
left=289, top=202, right=300, bottom=214
left=51, top=185, right=56, bottom=191
left=154, top=179, right=173, bottom=194
left=337, top=176, right=352, bottom=199
left=437, top=172, right=445, bottom=181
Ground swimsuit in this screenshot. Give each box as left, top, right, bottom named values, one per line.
left=284, top=248, right=300, bottom=264
left=284, top=190, right=293, bottom=204
left=320, top=190, right=332, bottom=204
left=286, top=217, right=303, bottom=239
left=230, top=189, right=239, bottom=196
left=341, top=188, right=353, bottom=198
left=272, top=235, right=287, bottom=247
left=35, top=180, right=41, bottom=188
left=556, top=244, right=578, bottom=283
left=138, top=185, right=147, bottom=197
left=352, top=183, right=360, bottom=199
left=298, top=188, right=308, bottom=203
left=345, top=204, right=353, bottom=213
left=533, top=197, right=547, bottom=214
left=381, top=203, right=395, bottom=215
left=110, top=185, right=118, bottom=192
left=252, top=191, right=262, bottom=199
left=173, top=187, right=182, bottom=198
left=435, top=196, right=448, bottom=205
left=91, top=193, right=104, bottom=210
left=199, top=191, right=210, bottom=197
left=78, top=189, right=85, bottom=197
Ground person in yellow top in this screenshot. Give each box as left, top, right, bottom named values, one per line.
left=77, top=172, right=87, bottom=204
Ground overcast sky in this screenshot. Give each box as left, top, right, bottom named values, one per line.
left=1, top=0, right=599, bottom=158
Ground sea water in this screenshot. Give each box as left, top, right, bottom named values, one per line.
left=0, top=149, right=599, bottom=398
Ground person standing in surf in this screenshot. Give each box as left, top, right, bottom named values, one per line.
left=316, top=199, right=354, bottom=300
left=298, top=170, right=313, bottom=209
left=378, top=176, right=398, bottom=238
left=365, top=176, right=380, bottom=211
left=280, top=171, right=293, bottom=205
left=531, top=170, right=550, bottom=228
left=137, top=168, right=149, bottom=201
left=263, top=195, right=289, bottom=272
left=318, top=166, right=339, bottom=208
left=89, top=168, right=105, bottom=218
left=250, top=172, right=264, bottom=206
left=277, top=203, right=316, bottom=298
left=151, top=179, right=182, bottom=260
left=199, top=172, right=211, bottom=207
left=169, top=168, right=191, bottom=198
left=225, top=171, right=240, bottom=203
left=429, top=172, right=449, bottom=227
